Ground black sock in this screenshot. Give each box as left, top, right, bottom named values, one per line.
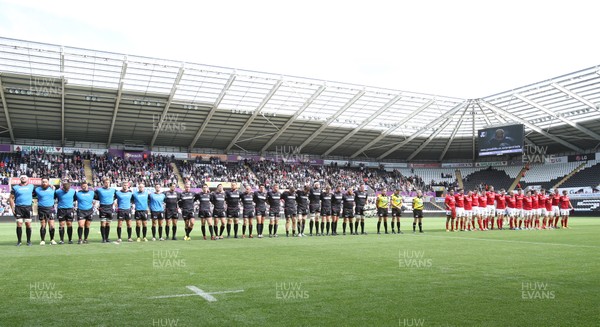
left=326, top=222, right=330, bottom=234
left=187, top=226, right=192, bottom=236
left=309, top=220, right=314, bottom=234
left=397, top=221, right=401, bottom=231
left=16, top=226, right=22, bottom=243
left=201, top=225, right=206, bottom=237
left=117, top=227, right=122, bottom=239
left=172, top=226, right=177, bottom=238
left=185, top=227, right=189, bottom=237
left=273, top=224, right=278, bottom=235
left=315, top=221, right=320, bottom=234
left=165, top=226, right=170, bottom=238
left=142, top=226, right=147, bottom=238
left=136, top=226, right=141, bottom=238
left=78, top=227, right=83, bottom=240
left=26, top=227, right=32, bottom=242
left=269, top=224, right=273, bottom=235
left=354, top=221, right=359, bottom=233
left=413, top=222, right=416, bottom=232
left=101, top=226, right=106, bottom=241
left=105, top=226, right=110, bottom=240
left=384, top=222, right=388, bottom=233
left=127, top=227, right=132, bottom=239
left=234, top=224, right=238, bottom=237
left=84, top=227, right=90, bottom=240
left=40, top=227, right=47, bottom=241
left=227, top=223, right=231, bottom=236
left=343, top=222, right=347, bottom=233
left=361, top=221, right=365, bottom=233
left=208, top=225, right=214, bottom=237
left=219, top=225, right=225, bottom=236
left=59, top=227, right=64, bottom=241
left=152, top=226, right=156, bottom=238
left=158, top=226, right=163, bottom=238
left=350, top=221, right=354, bottom=234
left=320, top=222, right=325, bottom=234
left=377, top=221, right=381, bottom=233
left=418, top=222, right=422, bottom=232
left=67, top=226, right=73, bottom=241
left=249, top=224, right=253, bottom=236
left=242, top=225, right=246, bottom=235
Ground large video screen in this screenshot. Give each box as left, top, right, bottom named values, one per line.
left=478, top=124, right=524, bottom=156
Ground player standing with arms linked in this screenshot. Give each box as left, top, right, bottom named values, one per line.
left=94, top=177, right=116, bottom=243
left=11, top=175, right=35, bottom=246
left=115, top=181, right=134, bottom=242
left=179, top=182, right=198, bottom=241
left=354, top=183, right=368, bottom=235
left=132, top=182, right=150, bottom=242
left=55, top=180, right=76, bottom=244
left=164, top=183, right=180, bottom=240
left=33, top=177, right=57, bottom=245
left=75, top=181, right=94, bottom=244
left=197, top=183, right=214, bottom=240
left=149, top=184, right=166, bottom=241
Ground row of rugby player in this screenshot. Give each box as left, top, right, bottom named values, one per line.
left=442, top=187, right=574, bottom=232
left=11, top=175, right=425, bottom=246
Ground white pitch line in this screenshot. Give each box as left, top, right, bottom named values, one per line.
left=149, top=293, right=197, bottom=299
left=205, top=290, right=245, bottom=295
left=186, top=286, right=217, bottom=302
left=149, top=286, right=245, bottom=301
left=422, top=234, right=600, bottom=249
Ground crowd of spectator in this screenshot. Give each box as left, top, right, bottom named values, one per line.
left=0, top=149, right=87, bottom=184
left=91, top=154, right=178, bottom=188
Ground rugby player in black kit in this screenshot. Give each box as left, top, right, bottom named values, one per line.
left=308, top=182, right=321, bottom=236
left=197, top=184, right=214, bottom=240
left=179, top=182, right=198, bottom=241
left=225, top=182, right=242, bottom=238
left=320, top=185, right=333, bottom=236
left=164, top=183, right=180, bottom=240
left=295, top=185, right=309, bottom=237
left=241, top=185, right=255, bottom=238
left=253, top=184, right=268, bottom=238
left=211, top=184, right=227, bottom=239
left=267, top=184, right=282, bottom=237
left=281, top=185, right=297, bottom=237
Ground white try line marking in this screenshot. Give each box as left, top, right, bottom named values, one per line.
left=149, top=286, right=244, bottom=302
left=422, top=234, right=600, bottom=249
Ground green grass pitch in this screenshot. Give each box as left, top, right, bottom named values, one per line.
left=0, top=217, right=598, bottom=327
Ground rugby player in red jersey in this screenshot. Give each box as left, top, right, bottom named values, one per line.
left=463, top=191, right=473, bottom=231
left=515, top=189, right=524, bottom=230
left=551, top=189, right=561, bottom=228
left=485, top=186, right=496, bottom=230
left=530, top=190, right=539, bottom=229
left=559, top=190, right=574, bottom=228
left=506, top=191, right=516, bottom=230
left=522, top=191, right=533, bottom=230
left=478, top=190, right=487, bottom=231
left=471, top=190, right=479, bottom=231
left=444, top=189, right=456, bottom=232
left=495, top=189, right=507, bottom=230
left=542, top=189, right=553, bottom=229
left=454, top=189, right=465, bottom=232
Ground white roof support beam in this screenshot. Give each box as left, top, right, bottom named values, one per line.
left=377, top=101, right=467, bottom=160
left=480, top=100, right=583, bottom=152
left=260, top=85, right=326, bottom=153
left=351, top=99, right=435, bottom=158
left=298, top=89, right=365, bottom=152
left=225, top=79, right=283, bottom=152
left=107, top=57, right=128, bottom=146
left=321, top=93, right=402, bottom=156
left=189, top=73, right=237, bottom=150
left=0, top=76, right=15, bottom=143
left=150, top=65, right=185, bottom=148
left=407, top=115, right=454, bottom=161
left=514, top=93, right=600, bottom=141
left=60, top=47, right=65, bottom=146
left=439, top=101, right=471, bottom=161
left=551, top=82, right=600, bottom=112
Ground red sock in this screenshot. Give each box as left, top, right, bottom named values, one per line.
left=565, top=217, right=568, bottom=227
left=519, top=220, right=522, bottom=228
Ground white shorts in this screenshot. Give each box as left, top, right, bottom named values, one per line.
left=479, top=207, right=487, bottom=216
left=541, top=208, right=548, bottom=217
left=471, top=207, right=479, bottom=215
left=455, top=207, right=465, bottom=217
left=552, top=206, right=560, bottom=216
left=515, top=208, right=523, bottom=218
left=487, top=205, right=495, bottom=216
left=537, top=208, right=542, bottom=216
left=446, top=210, right=453, bottom=217
left=523, top=210, right=532, bottom=218
left=496, top=208, right=506, bottom=216
left=560, top=209, right=570, bottom=216
left=464, top=210, right=472, bottom=218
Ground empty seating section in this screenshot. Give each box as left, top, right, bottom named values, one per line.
left=559, top=160, right=600, bottom=188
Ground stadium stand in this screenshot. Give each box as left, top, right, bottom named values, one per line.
left=558, top=160, right=600, bottom=189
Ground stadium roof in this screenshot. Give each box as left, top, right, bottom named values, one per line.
left=0, top=37, right=599, bottom=161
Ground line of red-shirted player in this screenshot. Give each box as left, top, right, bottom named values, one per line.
left=444, top=187, right=574, bottom=232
